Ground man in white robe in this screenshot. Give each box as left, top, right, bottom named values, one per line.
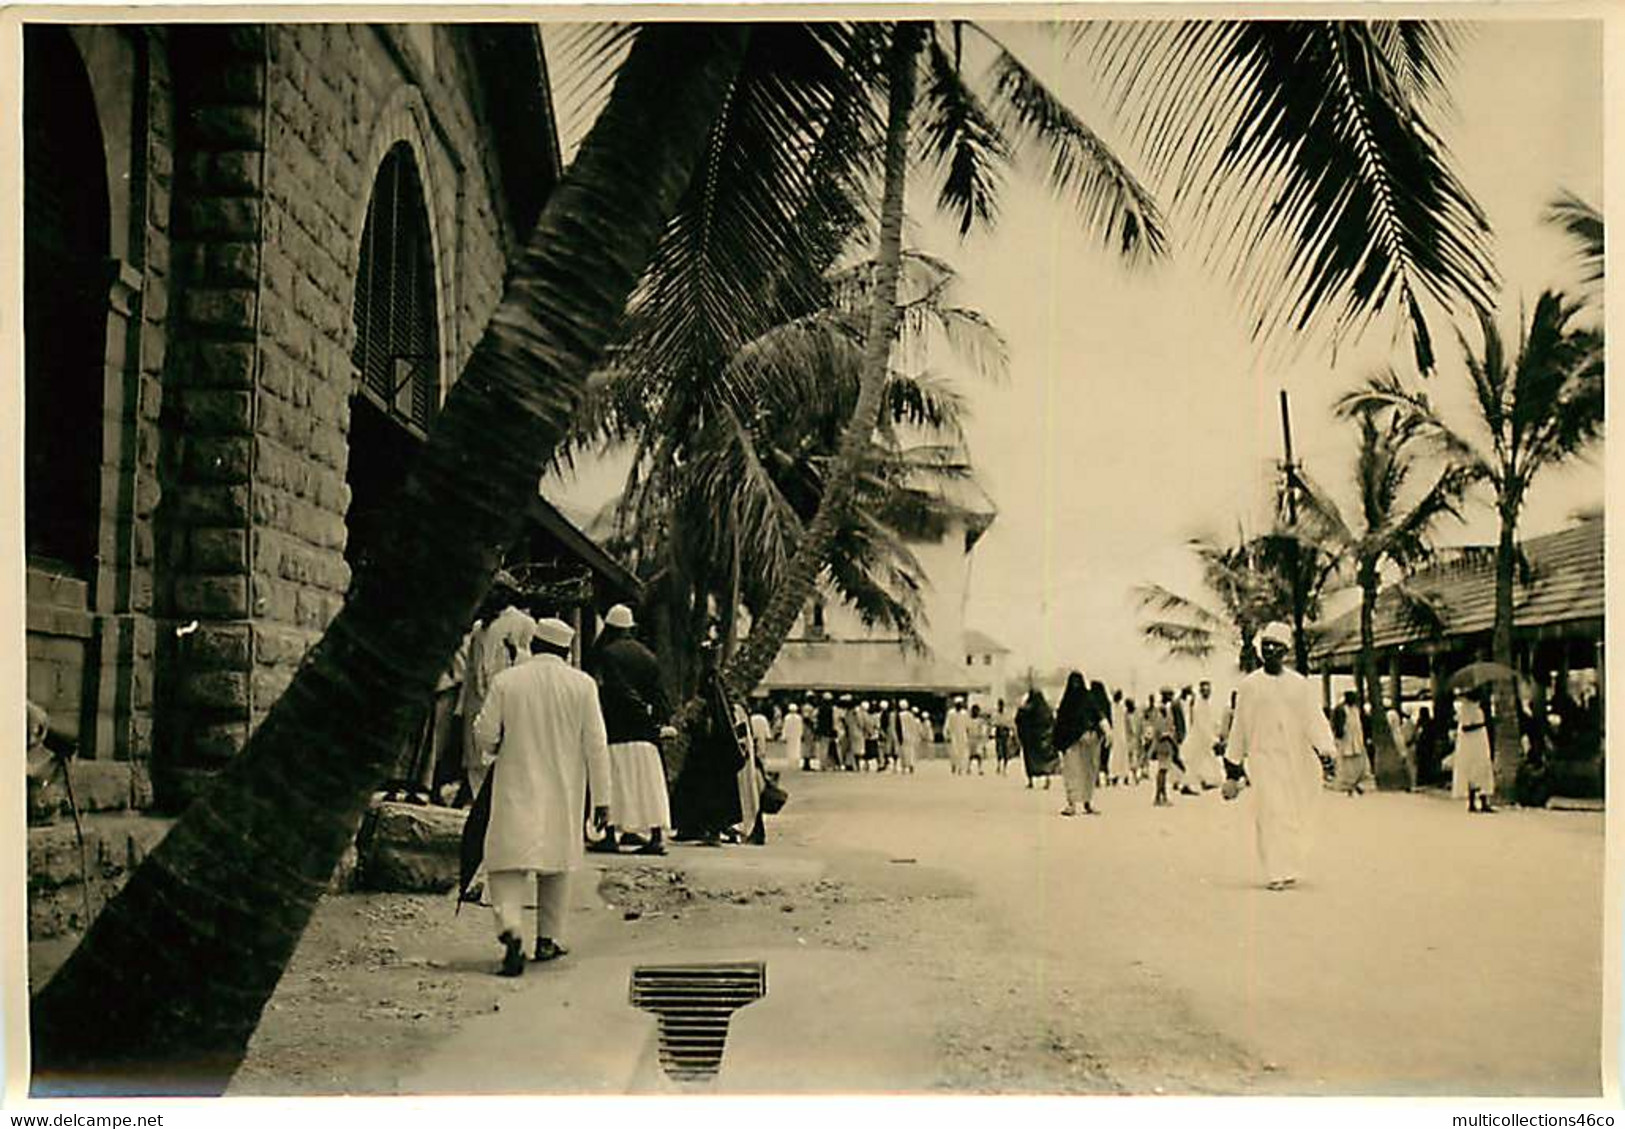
left=945, top=700, right=972, bottom=775
left=1223, top=622, right=1338, bottom=891
left=462, top=598, right=537, bottom=799
left=783, top=703, right=807, bottom=770
left=473, top=617, right=611, bottom=975
left=1182, top=679, right=1226, bottom=789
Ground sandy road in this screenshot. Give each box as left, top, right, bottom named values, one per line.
left=786, top=758, right=1606, bottom=1095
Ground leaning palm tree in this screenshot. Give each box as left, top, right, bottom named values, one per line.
left=29, top=24, right=758, bottom=1092
left=1290, top=404, right=1474, bottom=789
left=1339, top=289, right=1603, bottom=800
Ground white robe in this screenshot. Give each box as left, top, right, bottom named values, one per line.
left=1108, top=709, right=1132, bottom=780
left=474, top=654, right=611, bottom=874
left=945, top=709, right=971, bottom=771
left=1224, top=669, right=1337, bottom=884
left=1182, top=694, right=1226, bottom=787
left=782, top=711, right=805, bottom=764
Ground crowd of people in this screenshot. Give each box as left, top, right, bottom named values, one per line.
left=392, top=581, right=1567, bottom=972
left=395, top=582, right=781, bottom=978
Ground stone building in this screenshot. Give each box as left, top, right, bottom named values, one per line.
left=21, top=23, right=591, bottom=809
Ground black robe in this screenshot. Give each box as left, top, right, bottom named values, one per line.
left=669, top=674, right=747, bottom=837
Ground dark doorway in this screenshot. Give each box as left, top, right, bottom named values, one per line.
left=24, top=26, right=111, bottom=578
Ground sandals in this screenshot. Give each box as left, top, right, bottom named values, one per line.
left=533, top=938, right=570, bottom=963
left=587, top=838, right=620, bottom=855
left=498, top=932, right=525, bottom=977
left=636, top=841, right=668, bottom=856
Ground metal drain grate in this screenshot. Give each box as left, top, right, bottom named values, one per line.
left=630, top=962, right=767, bottom=1083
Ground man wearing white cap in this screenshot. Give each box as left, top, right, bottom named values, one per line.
left=783, top=703, right=807, bottom=771
left=586, top=604, right=675, bottom=856
left=1222, top=621, right=1338, bottom=891
left=474, top=616, right=611, bottom=975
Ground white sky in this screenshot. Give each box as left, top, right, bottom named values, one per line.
left=541, top=20, right=1605, bottom=697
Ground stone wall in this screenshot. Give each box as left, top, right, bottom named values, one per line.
left=25, top=27, right=174, bottom=768
left=152, top=24, right=520, bottom=802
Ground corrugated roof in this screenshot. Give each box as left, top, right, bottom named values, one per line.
left=1312, top=520, right=1603, bottom=661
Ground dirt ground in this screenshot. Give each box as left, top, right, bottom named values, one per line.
left=31, top=758, right=1600, bottom=1097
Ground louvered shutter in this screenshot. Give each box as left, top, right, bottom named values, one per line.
left=351, top=144, right=439, bottom=439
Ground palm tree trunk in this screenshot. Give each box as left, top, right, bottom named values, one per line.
left=1491, top=505, right=1524, bottom=800
left=720, top=21, right=925, bottom=701
left=1359, top=570, right=1405, bottom=790
left=29, top=24, right=751, bottom=1095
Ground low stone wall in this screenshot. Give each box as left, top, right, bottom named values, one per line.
left=28, top=759, right=154, bottom=826
left=28, top=813, right=176, bottom=942
left=356, top=801, right=468, bottom=894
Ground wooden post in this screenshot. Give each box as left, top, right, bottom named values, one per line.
left=1321, top=669, right=1332, bottom=712
left=1389, top=652, right=1403, bottom=710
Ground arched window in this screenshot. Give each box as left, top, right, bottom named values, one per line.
left=351, top=142, right=440, bottom=438
left=346, top=143, right=440, bottom=574
left=24, top=27, right=110, bottom=577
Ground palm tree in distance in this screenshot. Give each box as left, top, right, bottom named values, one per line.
left=1136, top=530, right=1339, bottom=669
left=32, top=19, right=1501, bottom=1090
left=1289, top=404, right=1475, bottom=790
left=721, top=18, right=1500, bottom=704
left=1339, top=288, right=1603, bottom=800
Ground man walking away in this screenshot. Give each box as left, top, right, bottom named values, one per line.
left=1223, top=622, right=1338, bottom=891
left=586, top=604, right=674, bottom=857
left=1148, top=689, right=1181, bottom=807
left=473, top=617, right=611, bottom=976
left=784, top=703, right=808, bottom=771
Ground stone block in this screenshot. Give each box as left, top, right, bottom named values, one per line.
left=192, top=526, right=250, bottom=572
left=256, top=623, right=313, bottom=667
left=133, top=473, right=162, bottom=519
left=182, top=669, right=250, bottom=711
left=358, top=800, right=468, bottom=894
left=183, top=340, right=257, bottom=389
left=179, top=196, right=261, bottom=239
left=188, top=105, right=263, bottom=148
left=144, top=273, right=169, bottom=321
left=174, top=574, right=250, bottom=618
left=174, top=484, right=251, bottom=526
left=191, top=721, right=250, bottom=763
left=252, top=576, right=299, bottom=624
left=251, top=666, right=293, bottom=707
left=27, top=814, right=175, bottom=941
left=205, top=240, right=260, bottom=284
left=181, top=388, right=253, bottom=434
left=185, top=435, right=252, bottom=484
left=183, top=287, right=257, bottom=331
left=188, top=622, right=251, bottom=669
left=132, top=662, right=154, bottom=709
left=140, top=328, right=167, bottom=375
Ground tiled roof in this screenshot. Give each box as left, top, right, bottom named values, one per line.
left=759, top=639, right=989, bottom=694
left=962, top=628, right=1010, bottom=655
left=1311, top=520, right=1603, bottom=661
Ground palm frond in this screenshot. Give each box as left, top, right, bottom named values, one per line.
left=920, top=34, right=1007, bottom=235
left=1082, top=20, right=1496, bottom=371
left=973, top=25, right=1167, bottom=265
left=1544, top=189, right=1604, bottom=287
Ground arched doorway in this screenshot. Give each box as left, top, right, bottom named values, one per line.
left=24, top=26, right=111, bottom=580
left=345, top=142, right=442, bottom=576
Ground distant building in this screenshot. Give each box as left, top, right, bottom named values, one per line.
left=1311, top=518, right=1604, bottom=793
left=756, top=478, right=997, bottom=722
left=962, top=628, right=1012, bottom=706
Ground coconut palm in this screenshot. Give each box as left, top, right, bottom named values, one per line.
left=1290, top=404, right=1474, bottom=789
left=725, top=18, right=1497, bottom=702
left=28, top=24, right=756, bottom=1092
left=1338, top=289, right=1603, bottom=800
left=31, top=18, right=1501, bottom=1089
left=1135, top=530, right=1338, bottom=669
